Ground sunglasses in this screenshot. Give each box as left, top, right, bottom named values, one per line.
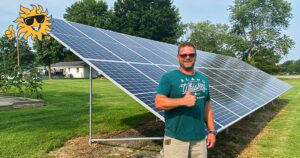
left=24, top=15, right=45, bottom=26
left=178, top=53, right=196, bottom=58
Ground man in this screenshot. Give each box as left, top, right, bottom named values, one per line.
left=155, top=42, right=216, bottom=158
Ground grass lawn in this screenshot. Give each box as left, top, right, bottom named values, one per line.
left=0, top=79, right=154, bottom=158
left=246, top=79, right=300, bottom=158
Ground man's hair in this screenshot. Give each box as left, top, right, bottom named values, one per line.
left=178, top=42, right=196, bottom=54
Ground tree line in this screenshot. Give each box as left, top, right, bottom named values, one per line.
left=0, top=0, right=296, bottom=78
left=279, top=60, right=300, bottom=74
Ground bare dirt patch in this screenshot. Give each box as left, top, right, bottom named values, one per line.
left=49, top=121, right=164, bottom=158
left=49, top=99, right=288, bottom=158
left=0, top=96, right=44, bottom=110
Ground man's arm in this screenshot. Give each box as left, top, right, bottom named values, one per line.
left=205, top=101, right=215, bottom=131
left=205, top=101, right=216, bottom=148
left=155, top=88, right=196, bottom=110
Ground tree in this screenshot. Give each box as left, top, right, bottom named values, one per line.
left=64, top=0, right=183, bottom=44
left=188, top=21, right=244, bottom=57
left=251, top=48, right=281, bottom=74
left=229, top=0, right=295, bottom=66
left=33, top=37, right=66, bottom=80
left=113, top=0, right=183, bottom=43
left=0, top=36, right=34, bottom=68
left=0, top=36, right=42, bottom=98
left=64, top=0, right=113, bottom=29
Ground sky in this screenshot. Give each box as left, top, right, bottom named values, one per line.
left=0, top=0, right=299, bottom=63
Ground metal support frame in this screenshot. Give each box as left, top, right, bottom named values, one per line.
left=89, top=66, right=93, bottom=144
left=88, top=66, right=163, bottom=144
left=226, top=128, right=229, bottom=135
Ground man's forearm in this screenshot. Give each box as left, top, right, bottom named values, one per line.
left=155, top=94, right=185, bottom=110
left=205, top=101, right=215, bottom=131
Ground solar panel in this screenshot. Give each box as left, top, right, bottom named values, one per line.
left=50, top=18, right=291, bottom=132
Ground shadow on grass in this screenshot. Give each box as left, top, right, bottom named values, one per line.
left=208, top=98, right=289, bottom=158
left=121, top=113, right=164, bottom=138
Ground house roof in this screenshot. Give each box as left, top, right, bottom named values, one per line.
left=51, top=61, right=87, bottom=67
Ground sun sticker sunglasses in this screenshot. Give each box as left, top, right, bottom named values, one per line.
left=24, top=15, right=45, bottom=26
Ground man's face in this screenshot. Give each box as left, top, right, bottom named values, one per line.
left=177, top=46, right=197, bottom=71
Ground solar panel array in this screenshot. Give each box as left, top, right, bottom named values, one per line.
left=50, top=18, right=291, bottom=132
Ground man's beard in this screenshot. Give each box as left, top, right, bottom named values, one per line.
left=180, top=61, right=195, bottom=71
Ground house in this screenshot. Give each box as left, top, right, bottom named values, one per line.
left=37, top=61, right=100, bottom=78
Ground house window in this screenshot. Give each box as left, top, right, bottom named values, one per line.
left=77, top=67, right=79, bottom=73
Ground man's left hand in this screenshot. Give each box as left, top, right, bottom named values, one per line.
left=206, top=133, right=216, bottom=148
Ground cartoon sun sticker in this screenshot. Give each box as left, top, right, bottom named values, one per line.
left=14, top=5, right=52, bottom=41
left=5, top=25, right=16, bottom=40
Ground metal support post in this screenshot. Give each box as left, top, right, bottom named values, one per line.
left=89, top=66, right=93, bottom=145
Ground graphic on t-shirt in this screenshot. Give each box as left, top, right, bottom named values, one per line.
left=180, top=77, right=207, bottom=99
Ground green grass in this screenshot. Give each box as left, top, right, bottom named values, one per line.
left=251, top=79, right=300, bottom=158
left=0, top=79, right=154, bottom=158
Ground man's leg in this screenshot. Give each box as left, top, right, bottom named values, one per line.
left=189, top=139, right=207, bottom=158
left=161, top=136, right=190, bottom=158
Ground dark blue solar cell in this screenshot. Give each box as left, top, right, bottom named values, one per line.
left=211, top=101, right=239, bottom=126
left=126, top=45, right=173, bottom=65
left=126, top=35, right=160, bottom=50
left=51, top=33, right=121, bottom=61
left=214, top=123, right=222, bottom=132
left=69, top=21, right=117, bottom=43
left=195, top=55, right=215, bottom=68
left=90, top=61, right=157, bottom=95
left=227, top=85, right=266, bottom=106
left=197, top=68, right=227, bottom=86
left=101, top=29, right=138, bottom=46
left=125, top=35, right=178, bottom=64
left=158, top=66, right=178, bottom=72
left=147, top=48, right=178, bottom=64
left=131, top=64, right=166, bottom=83
left=213, top=69, right=243, bottom=84
left=211, top=87, right=251, bottom=116
left=96, top=41, right=151, bottom=63
left=216, top=86, right=259, bottom=110
left=135, top=93, right=165, bottom=117
left=250, top=82, right=279, bottom=100
left=51, top=19, right=85, bottom=37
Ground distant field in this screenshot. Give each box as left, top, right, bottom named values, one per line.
left=275, top=75, right=300, bottom=79
left=0, top=79, right=299, bottom=157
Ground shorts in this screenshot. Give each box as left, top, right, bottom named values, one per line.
left=160, top=136, right=207, bottom=158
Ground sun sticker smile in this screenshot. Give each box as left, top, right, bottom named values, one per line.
left=14, top=5, right=52, bottom=40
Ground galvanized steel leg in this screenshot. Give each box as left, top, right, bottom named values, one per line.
left=89, top=66, right=93, bottom=144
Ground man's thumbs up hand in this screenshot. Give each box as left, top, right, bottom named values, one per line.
left=183, top=88, right=196, bottom=107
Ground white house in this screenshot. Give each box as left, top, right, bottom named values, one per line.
left=38, top=61, right=100, bottom=78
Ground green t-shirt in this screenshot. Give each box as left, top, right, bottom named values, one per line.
left=157, top=69, right=210, bottom=141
